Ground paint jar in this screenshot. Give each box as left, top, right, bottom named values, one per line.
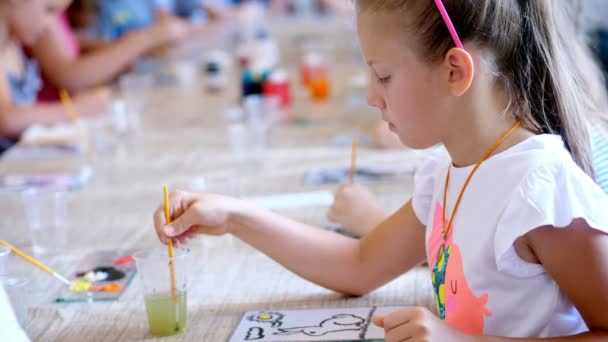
left=205, top=62, right=226, bottom=94
left=263, top=69, right=291, bottom=110
left=174, top=61, right=198, bottom=87
left=299, top=53, right=326, bottom=86
left=134, top=248, right=191, bottom=337
left=244, top=95, right=270, bottom=158
left=21, top=188, right=68, bottom=255
left=300, top=53, right=330, bottom=101
left=309, top=77, right=330, bottom=101
left=262, top=95, right=287, bottom=125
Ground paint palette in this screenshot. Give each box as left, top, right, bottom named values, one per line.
left=230, top=306, right=403, bottom=342
left=55, top=250, right=137, bottom=303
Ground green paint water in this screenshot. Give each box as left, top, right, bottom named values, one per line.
left=144, top=291, right=187, bottom=337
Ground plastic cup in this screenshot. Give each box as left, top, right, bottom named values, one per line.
left=134, top=248, right=190, bottom=337
left=21, top=189, right=68, bottom=255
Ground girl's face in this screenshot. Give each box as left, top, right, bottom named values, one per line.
left=357, top=10, right=447, bottom=150
left=9, top=0, right=68, bottom=46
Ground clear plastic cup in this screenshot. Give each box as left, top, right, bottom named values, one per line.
left=134, top=248, right=191, bottom=337
left=21, top=189, right=68, bottom=255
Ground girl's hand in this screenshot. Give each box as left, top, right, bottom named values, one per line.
left=153, top=191, right=240, bottom=245
left=327, top=183, right=388, bottom=237
left=373, top=307, right=471, bottom=342
left=150, top=15, right=189, bottom=46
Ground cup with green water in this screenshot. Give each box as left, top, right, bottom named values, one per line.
left=134, top=248, right=191, bottom=337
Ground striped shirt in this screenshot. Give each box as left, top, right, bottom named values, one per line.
left=591, top=124, right=608, bottom=194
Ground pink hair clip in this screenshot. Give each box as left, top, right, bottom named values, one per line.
left=433, top=0, right=464, bottom=49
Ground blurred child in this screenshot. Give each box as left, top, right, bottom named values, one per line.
left=94, top=0, right=158, bottom=40
left=156, top=0, right=233, bottom=22
left=30, top=0, right=189, bottom=101
left=0, top=0, right=109, bottom=153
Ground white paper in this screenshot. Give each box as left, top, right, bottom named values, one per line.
left=230, top=306, right=403, bottom=342
left=19, top=123, right=85, bottom=149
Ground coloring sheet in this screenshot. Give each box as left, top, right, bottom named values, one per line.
left=230, top=306, right=403, bottom=342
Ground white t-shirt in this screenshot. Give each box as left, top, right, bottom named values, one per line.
left=412, top=134, right=608, bottom=338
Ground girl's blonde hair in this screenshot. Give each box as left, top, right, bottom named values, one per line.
left=357, top=0, right=608, bottom=176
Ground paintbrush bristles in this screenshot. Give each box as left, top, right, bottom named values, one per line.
left=59, top=89, right=96, bottom=158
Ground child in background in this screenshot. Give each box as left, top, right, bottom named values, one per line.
left=155, top=0, right=233, bottom=23
left=94, top=0, right=158, bottom=40
left=65, top=0, right=110, bottom=53
left=154, top=0, right=608, bottom=340
left=30, top=0, right=189, bottom=102
left=92, top=0, right=224, bottom=40
left=0, top=0, right=109, bottom=153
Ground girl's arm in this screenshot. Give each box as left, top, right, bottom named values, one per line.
left=76, top=34, right=113, bottom=54
left=482, top=220, right=608, bottom=341
left=231, top=199, right=426, bottom=296
left=0, top=74, right=109, bottom=138
left=31, top=15, right=188, bottom=93
left=155, top=192, right=427, bottom=296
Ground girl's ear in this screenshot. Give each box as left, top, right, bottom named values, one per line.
left=443, top=47, right=475, bottom=97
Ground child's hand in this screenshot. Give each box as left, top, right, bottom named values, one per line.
left=373, top=307, right=469, bottom=342
left=153, top=191, right=238, bottom=245
left=327, top=184, right=388, bottom=237
left=150, top=15, right=189, bottom=46
left=73, top=88, right=111, bottom=117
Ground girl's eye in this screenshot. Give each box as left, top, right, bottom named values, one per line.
left=376, top=75, right=391, bottom=85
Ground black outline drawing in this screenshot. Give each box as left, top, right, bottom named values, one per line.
left=245, top=327, right=265, bottom=340
left=273, top=314, right=365, bottom=337
left=247, top=312, right=285, bottom=328
left=359, top=306, right=376, bottom=339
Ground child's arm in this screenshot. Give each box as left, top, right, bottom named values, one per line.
left=202, top=4, right=231, bottom=21
left=154, top=191, right=427, bottom=296
left=76, top=34, right=113, bottom=54
left=373, top=219, right=608, bottom=341
left=0, top=80, right=109, bottom=138
left=31, top=15, right=188, bottom=93
left=516, top=221, right=608, bottom=338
